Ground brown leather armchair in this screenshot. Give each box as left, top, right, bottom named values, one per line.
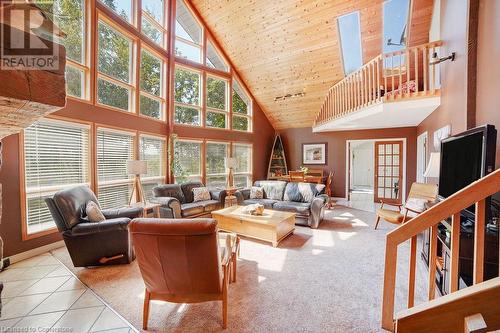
left=45, top=185, right=143, bottom=267
left=129, top=218, right=235, bottom=329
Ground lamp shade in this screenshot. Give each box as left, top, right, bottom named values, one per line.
left=225, top=157, right=237, bottom=169
left=424, top=152, right=440, bottom=178
left=127, top=160, right=148, bottom=175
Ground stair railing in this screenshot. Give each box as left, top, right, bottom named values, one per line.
left=381, top=169, right=500, bottom=331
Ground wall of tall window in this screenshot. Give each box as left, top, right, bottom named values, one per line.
left=22, top=119, right=91, bottom=237
left=173, top=139, right=252, bottom=189
left=19, top=0, right=258, bottom=239
left=139, top=134, right=167, bottom=200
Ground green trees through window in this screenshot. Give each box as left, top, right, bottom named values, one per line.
left=35, top=0, right=87, bottom=99
left=140, top=49, right=164, bottom=119
left=174, top=67, right=201, bottom=125
left=206, top=76, right=227, bottom=129
left=232, top=80, right=252, bottom=131
left=97, top=20, right=133, bottom=111
left=100, top=0, right=133, bottom=24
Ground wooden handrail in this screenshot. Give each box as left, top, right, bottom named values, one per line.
left=314, top=41, right=443, bottom=127
left=395, top=277, right=500, bottom=332
left=382, top=169, right=500, bottom=331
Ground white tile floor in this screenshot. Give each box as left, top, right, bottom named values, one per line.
left=0, top=252, right=137, bottom=333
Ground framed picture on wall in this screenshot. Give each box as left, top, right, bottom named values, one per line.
left=302, top=143, right=327, bottom=165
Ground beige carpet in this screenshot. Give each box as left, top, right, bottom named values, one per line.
left=52, top=206, right=429, bottom=332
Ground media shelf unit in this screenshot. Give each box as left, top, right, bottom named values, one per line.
left=421, top=208, right=499, bottom=296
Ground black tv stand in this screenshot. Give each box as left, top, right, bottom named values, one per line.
left=421, top=207, right=499, bottom=295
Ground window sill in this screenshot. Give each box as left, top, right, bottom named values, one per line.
left=22, top=227, right=58, bottom=241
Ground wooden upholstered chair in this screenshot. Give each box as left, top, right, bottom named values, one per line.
left=374, top=182, right=438, bottom=230
left=129, top=218, right=238, bottom=329
left=289, top=170, right=305, bottom=182
left=325, top=171, right=334, bottom=209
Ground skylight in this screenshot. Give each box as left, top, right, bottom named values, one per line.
left=383, top=0, right=410, bottom=53
left=337, top=11, right=363, bottom=76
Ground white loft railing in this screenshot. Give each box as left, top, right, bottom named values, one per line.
left=314, top=41, right=443, bottom=127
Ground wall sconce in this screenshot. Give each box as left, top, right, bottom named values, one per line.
left=430, top=52, right=456, bottom=66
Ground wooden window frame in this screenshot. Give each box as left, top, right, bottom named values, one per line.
left=205, top=140, right=230, bottom=188
left=97, top=0, right=137, bottom=28
left=139, top=132, right=168, bottom=190
left=174, top=0, right=204, bottom=65
left=95, top=126, right=137, bottom=203
left=19, top=116, right=93, bottom=241
left=232, top=142, right=253, bottom=188
left=141, top=0, right=169, bottom=49
left=231, top=77, right=253, bottom=133
left=173, top=64, right=203, bottom=127
left=96, top=12, right=138, bottom=114
left=173, top=138, right=204, bottom=183
left=138, top=44, right=168, bottom=121
left=205, top=73, right=229, bottom=129
left=206, top=38, right=230, bottom=73
left=64, top=0, right=92, bottom=102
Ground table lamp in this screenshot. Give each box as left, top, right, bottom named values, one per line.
left=127, top=160, right=148, bottom=205
left=424, top=152, right=440, bottom=179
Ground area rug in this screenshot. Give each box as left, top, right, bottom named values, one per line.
left=51, top=206, right=428, bottom=332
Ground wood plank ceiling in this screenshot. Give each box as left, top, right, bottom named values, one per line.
left=190, top=0, right=434, bottom=129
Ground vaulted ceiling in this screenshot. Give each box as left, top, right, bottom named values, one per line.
left=190, top=0, right=434, bottom=129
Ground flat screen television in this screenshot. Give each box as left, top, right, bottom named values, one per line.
left=438, top=125, right=497, bottom=211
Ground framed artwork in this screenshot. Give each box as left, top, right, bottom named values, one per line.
left=302, top=143, right=327, bottom=165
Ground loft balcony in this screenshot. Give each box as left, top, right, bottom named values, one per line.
left=313, top=41, right=442, bottom=132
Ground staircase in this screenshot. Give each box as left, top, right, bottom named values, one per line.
left=313, top=41, right=442, bottom=132
left=381, top=169, right=500, bottom=332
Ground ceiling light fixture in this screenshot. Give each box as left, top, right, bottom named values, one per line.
left=274, top=92, right=306, bottom=102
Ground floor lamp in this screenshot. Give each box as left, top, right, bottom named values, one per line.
left=127, top=160, right=148, bottom=206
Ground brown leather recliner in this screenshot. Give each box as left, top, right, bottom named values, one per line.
left=129, top=218, right=233, bottom=329
left=45, top=185, right=143, bottom=267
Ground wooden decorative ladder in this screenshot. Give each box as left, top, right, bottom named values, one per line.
left=314, top=41, right=443, bottom=127
left=381, top=169, right=500, bottom=332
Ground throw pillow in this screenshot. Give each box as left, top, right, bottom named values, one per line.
left=405, top=198, right=427, bottom=213
left=193, top=187, right=211, bottom=202
left=86, top=201, right=105, bottom=222
left=250, top=186, right=264, bottom=199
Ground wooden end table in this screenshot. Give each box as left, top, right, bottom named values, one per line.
left=130, top=202, right=161, bottom=218
left=224, top=187, right=238, bottom=208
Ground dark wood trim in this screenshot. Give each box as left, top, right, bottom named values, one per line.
left=466, top=0, right=479, bottom=129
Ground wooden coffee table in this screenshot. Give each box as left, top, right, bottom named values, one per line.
left=212, top=206, right=295, bottom=247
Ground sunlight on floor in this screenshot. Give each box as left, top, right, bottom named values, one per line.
left=337, top=231, right=356, bottom=240
left=311, top=230, right=335, bottom=247
left=256, top=248, right=288, bottom=272
left=351, top=218, right=369, bottom=227
left=311, top=249, right=324, bottom=255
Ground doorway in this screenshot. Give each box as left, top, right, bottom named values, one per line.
left=346, top=139, right=406, bottom=211
left=374, top=141, right=404, bottom=204
left=348, top=140, right=375, bottom=211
